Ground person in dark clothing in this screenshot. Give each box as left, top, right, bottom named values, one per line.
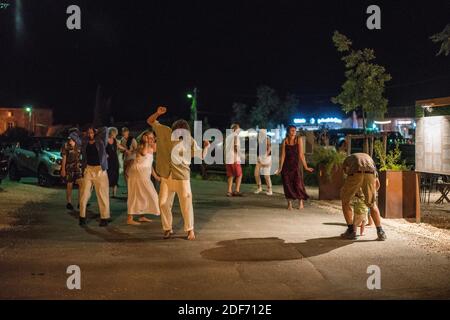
left=276, top=125, right=314, bottom=210
left=106, top=127, right=120, bottom=198
left=77, top=126, right=110, bottom=227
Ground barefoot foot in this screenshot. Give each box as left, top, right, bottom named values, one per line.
left=138, top=217, right=153, bottom=223
left=127, top=217, right=141, bottom=226
left=187, top=230, right=196, bottom=241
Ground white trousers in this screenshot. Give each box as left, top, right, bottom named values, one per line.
left=79, top=165, right=110, bottom=219
left=159, top=175, right=194, bottom=232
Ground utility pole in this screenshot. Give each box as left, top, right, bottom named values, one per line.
left=187, top=87, right=198, bottom=130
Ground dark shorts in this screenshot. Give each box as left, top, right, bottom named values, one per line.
left=226, top=163, right=242, bottom=178
left=64, top=169, right=82, bottom=184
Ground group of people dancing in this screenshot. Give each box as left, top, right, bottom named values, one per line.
left=60, top=106, right=209, bottom=240
left=60, top=106, right=387, bottom=241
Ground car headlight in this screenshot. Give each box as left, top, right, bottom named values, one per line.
left=57, top=159, right=62, bottom=165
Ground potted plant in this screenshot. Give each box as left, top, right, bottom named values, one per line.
left=374, top=141, right=418, bottom=219
left=312, top=146, right=346, bottom=200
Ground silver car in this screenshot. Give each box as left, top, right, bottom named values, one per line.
left=8, top=137, right=64, bottom=186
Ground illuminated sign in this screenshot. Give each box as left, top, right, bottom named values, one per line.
left=374, top=120, right=392, bottom=125
left=318, top=117, right=342, bottom=124
left=397, top=120, right=412, bottom=125
left=293, top=118, right=306, bottom=124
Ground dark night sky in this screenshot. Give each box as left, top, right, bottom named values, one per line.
left=0, top=0, right=449, bottom=127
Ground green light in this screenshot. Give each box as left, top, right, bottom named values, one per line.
left=25, top=107, right=32, bottom=113
left=187, top=93, right=193, bottom=99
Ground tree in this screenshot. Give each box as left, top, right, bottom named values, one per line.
left=231, top=102, right=251, bottom=128
left=231, top=86, right=299, bottom=129
left=431, top=24, right=450, bottom=56
left=250, top=86, right=280, bottom=128
left=332, top=31, right=391, bottom=131
left=274, top=93, right=299, bottom=127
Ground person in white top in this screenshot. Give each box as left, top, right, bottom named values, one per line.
left=225, top=123, right=243, bottom=197
left=254, top=129, right=273, bottom=195
left=125, top=130, right=161, bottom=225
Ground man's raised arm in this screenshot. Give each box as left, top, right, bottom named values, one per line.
left=147, top=106, right=167, bottom=126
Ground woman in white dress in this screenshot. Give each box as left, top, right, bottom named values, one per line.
left=126, top=130, right=161, bottom=225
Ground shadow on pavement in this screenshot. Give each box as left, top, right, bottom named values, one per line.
left=201, top=236, right=360, bottom=262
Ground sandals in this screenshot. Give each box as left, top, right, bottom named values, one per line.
left=227, top=192, right=244, bottom=197
left=163, top=230, right=174, bottom=239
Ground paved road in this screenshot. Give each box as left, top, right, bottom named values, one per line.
left=0, top=178, right=449, bottom=299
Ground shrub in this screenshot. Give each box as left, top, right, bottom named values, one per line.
left=311, top=146, right=346, bottom=180
left=374, top=140, right=410, bottom=171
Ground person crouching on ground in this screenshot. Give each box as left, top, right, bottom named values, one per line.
left=340, top=152, right=386, bottom=241
left=78, top=126, right=111, bottom=227
left=147, top=106, right=210, bottom=240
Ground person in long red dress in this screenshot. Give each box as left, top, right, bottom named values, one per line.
left=276, top=125, right=314, bottom=210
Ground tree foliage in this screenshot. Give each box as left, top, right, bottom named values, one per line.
left=431, top=24, right=450, bottom=56
left=331, top=31, right=391, bottom=130
left=231, top=86, right=299, bottom=129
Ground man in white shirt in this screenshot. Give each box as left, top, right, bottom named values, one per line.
left=225, top=123, right=243, bottom=197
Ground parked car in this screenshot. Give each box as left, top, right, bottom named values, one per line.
left=0, top=147, right=9, bottom=184
left=8, top=137, right=64, bottom=186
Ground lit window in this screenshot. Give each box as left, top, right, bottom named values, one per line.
left=7, top=111, right=13, bottom=117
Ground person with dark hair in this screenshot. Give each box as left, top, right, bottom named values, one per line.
left=225, top=123, right=243, bottom=197
left=120, top=127, right=138, bottom=186
left=78, top=126, right=110, bottom=227
left=147, top=106, right=210, bottom=240
left=61, top=131, right=82, bottom=211
left=337, top=138, right=348, bottom=154
left=276, top=125, right=314, bottom=210
left=106, top=127, right=120, bottom=198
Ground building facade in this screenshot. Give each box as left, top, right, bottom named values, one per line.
left=0, top=107, right=53, bottom=136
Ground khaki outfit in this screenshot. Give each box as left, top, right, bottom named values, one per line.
left=341, top=153, right=377, bottom=208
left=151, top=121, right=202, bottom=232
